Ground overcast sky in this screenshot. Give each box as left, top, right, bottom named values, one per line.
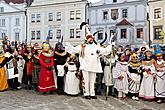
left=88, top=0, right=101, bottom=3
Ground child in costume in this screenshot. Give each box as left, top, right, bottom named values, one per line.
left=128, top=52, right=142, bottom=101
left=64, top=54, right=80, bottom=95
left=113, top=53, right=129, bottom=99
left=139, top=49, right=156, bottom=101
left=17, top=47, right=25, bottom=88
left=154, top=46, right=165, bottom=103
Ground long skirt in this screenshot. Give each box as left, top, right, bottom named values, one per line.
left=128, top=73, right=141, bottom=93
left=0, top=67, right=8, bottom=91
left=64, top=71, right=80, bottom=95
left=114, top=71, right=129, bottom=94
left=32, top=66, right=40, bottom=85
left=102, top=66, right=113, bottom=86
left=139, top=74, right=155, bottom=99
left=155, top=72, right=165, bottom=98
left=38, top=67, right=56, bottom=92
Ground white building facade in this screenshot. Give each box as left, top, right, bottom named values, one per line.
left=88, top=0, right=148, bottom=47
left=26, top=0, right=87, bottom=46
left=148, top=0, right=165, bottom=45
left=0, top=0, right=26, bottom=43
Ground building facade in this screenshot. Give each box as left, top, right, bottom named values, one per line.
left=88, top=0, right=148, bottom=47
left=0, top=0, right=26, bottom=43
left=148, top=0, right=165, bottom=45
left=26, top=0, right=87, bottom=46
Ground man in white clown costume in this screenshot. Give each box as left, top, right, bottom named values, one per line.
left=65, top=22, right=112, bottom=99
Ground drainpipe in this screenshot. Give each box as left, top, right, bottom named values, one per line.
left=25, top=9, right=28, bottom=44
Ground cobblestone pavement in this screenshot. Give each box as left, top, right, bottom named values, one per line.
left=0, top=90, right=164, bottom=110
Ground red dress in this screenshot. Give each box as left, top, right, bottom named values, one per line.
left=38, top=52, right=56, bottom=92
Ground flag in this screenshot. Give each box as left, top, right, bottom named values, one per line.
left=46, top=29, right=51, bottom=42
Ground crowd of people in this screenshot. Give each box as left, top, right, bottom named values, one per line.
left=0, top=24, right=165, bottom=104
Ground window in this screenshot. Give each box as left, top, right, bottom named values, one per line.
left=111, top=9, right=118, bottom=20
left=0, top=19, right=5, bottom=27
left=31, top=31, right=35, bottom=40
left=48, top=30, right=53, bottom=39
left=36, top=14, right=41, bottom=22
left=113, top=0, right=117, bottom=3
left=137, top=28, right=143, bottom=39
left=122, top=9, right=127, bottom=18
left=0, top=7, right=4, bottom=12
left=76, top=10, right=81, bottom=19
left=36, top=31, right=41, bottom=39
left=76, top=28, right=81, bottom=38
left=56, top=29, right=61, bottom=39
left=57, top=12, right=61, bottom=21
left=154, top=8, right=161, bottom=19
left=31, top=14, right=35, bottom=22
left=154, top=26, right=162, bottom=39
left=98, top=32, right=103, bottom=40
left=121, top=29, right=127, bottom=39
left=70, top=11, right=74, bottom=20
left=48, top=13, right=53, bottom=21
left=103, top=11, right=108, bottom=20
left=15, top=18, right=20, bottom=26
left=70, top=29, right=74, bottom=38
left=15, top=32, right=19, bottom=41
left=2, top=33, right=6, bottom=38
left=110, top=30, right=115, bottom=37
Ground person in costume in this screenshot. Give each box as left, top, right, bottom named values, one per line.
left=64, top=54, right=80, bottom=95
left=154, top=46, right=165, bottom=103
left=6, top=48, right=15, bottom=90
left=54, top=37, right=70, bottom=95
left=113, top=53, right=129, bottom=100
left=38, top=42, right=56, bottom=94
left=124, top=48, right=131, bottom=62
left=22, top=44, right=33, bottom=90
left=65, top=22, right=112, bottom=99
left=102, top=44, right=118, bottom=96
left=128, top=52, right=143, bottom=101
left=139, top=49, right=156, bottom=101
left=0, top=40, right=13, bottom=91
left=12, top=50, right=20, bottom=89
left=32, top=43, right=41, bottom=91
left=17, top=46, right=25, bottom=88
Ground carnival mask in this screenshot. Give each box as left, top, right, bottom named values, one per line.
left=131, top=53, right=138, bottom=63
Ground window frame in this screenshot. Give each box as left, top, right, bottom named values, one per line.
left=70, top=29, right=74, bottom=38
left=76, top=10, right=81, bottom=19
left=31, top=31, right=35, bottom=40
left=154, top=8, right=162, bottom=19
left=120, top=29, right=127, bottom=39
left=48, top=13, right=53, bottom=21
left=153, top=26, right=162, bottom=40
left=57, top=12, right=61, bottom=21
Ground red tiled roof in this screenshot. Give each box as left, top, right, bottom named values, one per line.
left=4, top=0, right=25, bottom=4
left=116, top=19, right=133, bottom=26
left=4, top=0, right=33, bottom=4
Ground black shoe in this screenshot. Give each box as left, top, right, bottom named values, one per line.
left=84, top=96, right=91, bottom=99
left=96, top=92, right=102, bottom=95
left=49, top=91, right=53, bottom=94
left=90, top=96, right=97, bottom=99
left=42, top=92, right=46, bottom=95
